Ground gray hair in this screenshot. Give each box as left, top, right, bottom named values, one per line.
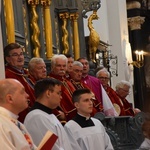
left=72, top=61, right=83, bottom=67
left=51, top=54, right=68, bottom=68
left=28, top=57, right=45, bottom=72
left=96, top=68, right=110, bottom=78
left=115, top=80, right=131, bottom=91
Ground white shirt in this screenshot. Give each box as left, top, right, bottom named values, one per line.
left=0, top=107, right=36, bottom=150
left=101, top=85, right=119, bottom=116
left=140, top=138, right=150, bottom=150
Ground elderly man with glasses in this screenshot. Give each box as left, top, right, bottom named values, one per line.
left=115, top=80, right=141, bottom=116
left=4, top=43, right=35, bottom=122
left=96, top=68, right=140, bottom=116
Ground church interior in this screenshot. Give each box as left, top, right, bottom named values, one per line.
left=0, top=0, right=150, bottom=149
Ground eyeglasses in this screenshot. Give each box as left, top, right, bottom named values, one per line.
left=98, top=77, right=109, bottom=80
left=120, top=88, right=130, bottom=93
left=9, top=52, right=24, bottom=57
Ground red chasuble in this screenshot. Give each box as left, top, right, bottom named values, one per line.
left=5, top=65, right=36, bottom=122
left=106, top=86, right=134, bottom=116
left=49, top=73, right=77, bottom=121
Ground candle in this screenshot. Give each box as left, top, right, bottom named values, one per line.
left=139, top=52, right=141, bottom=61
left=135, top=50, right=138, bottom=61
left=141, top=51, right=144, bottom=61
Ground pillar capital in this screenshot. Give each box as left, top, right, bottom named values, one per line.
left=70, top=13, right=79, bottom=20
left=28, top=0, right=39, bottom=5
left=59, top=13, right=69, bottom=19
left=128, top=16, right=145, bottom=30
left=41, top=0, right=51, bottom=6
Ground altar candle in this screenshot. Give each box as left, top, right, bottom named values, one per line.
left=141, top=51, right=144, bottom=61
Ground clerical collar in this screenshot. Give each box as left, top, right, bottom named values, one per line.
left=82, top=74, right=88, bottom=79
left=72, top=113, right=95, bottom=128
left=30, top=102, right=52, bottom=114
left=8, top=64, right=24, bottom=73
left=0, top=106, right=18, bottom=120
left=78, top=113, right=90, bottom=120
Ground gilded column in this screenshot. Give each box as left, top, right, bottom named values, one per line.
left=59, top=13, right=69, bottom=55
left=3, top=0, right=15, bottom=43
left=55, top=19, right=60, bottom=54
left=28, top=0, right=40, bottom=57
left=70, top=13, right=80, bottom=60
left=41, top=0, right=53, bottom=59
left=23, top=3, right=29, bottom=55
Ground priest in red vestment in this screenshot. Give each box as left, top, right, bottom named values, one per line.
left=28, top=57, right=47, bottom=85
left=115, top=80, right=137, bottom=116
left=96, top=68, right=139, bottom=116
left=4, top=43, right=36, bottom=122
left=69, top=61, right=103, bottom=115
left=49, top=54, right=76, bottom=121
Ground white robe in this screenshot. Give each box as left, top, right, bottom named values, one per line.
left=0, top=107, right=36, bottom=150
left=101, top=85, right=118, bottom=117
left=24, top=109, right=81, bottom=150
left=64, top=117, right=114, bottom=150
left=140, top=138, right=150, bottom=150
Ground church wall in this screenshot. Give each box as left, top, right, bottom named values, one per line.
left=83, top=0, right=134, bottom=104
left=106, top=0, right=134, bottom=104
left=83, top=0, right=109, bottom=42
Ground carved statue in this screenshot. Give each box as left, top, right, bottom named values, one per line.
left=88, top=10, right=100, bottom=62
left=81, top=0, right=101, bottom=18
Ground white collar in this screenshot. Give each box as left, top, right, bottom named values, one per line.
left=77, top=113, right=91, bottom=120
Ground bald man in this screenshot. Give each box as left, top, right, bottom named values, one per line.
left=0, top=79, right=36, bottom=150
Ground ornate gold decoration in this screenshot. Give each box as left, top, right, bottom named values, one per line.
left=28, top=0, right=40, bottom=57
left=55, top=19, right=60, bottom=54
left=70, top=13, right=80, bottom=60
left=128, top=16, right=145, bottom=30
left=113, top=103, right=121, bottom=115
left=88, top=10, right=100, bottom=62
left=128, top=50, right=144, bottom=68
left=41, top=0, right=53, bottom=59
left=81, top=0, right=101, bottom=18
left=3, top=0, right=15, bottom=43
left=59, top=13, right=69, bottom=55
left=23, top=3, right=29, bottom=55
left=41, top=0, right=51, bottom=5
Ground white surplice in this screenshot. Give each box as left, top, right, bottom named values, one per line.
left=140, top=138, right=150, bottom=150
left=0, top=107, right=36, bottom=150
left=64, top=117, right=114, bottom=150
left=101, top=85, right=119, bottom=117
left=24, top=109, right=81, bottom=150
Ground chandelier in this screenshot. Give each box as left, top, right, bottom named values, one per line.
left=128, top=50, right=144, bottom=68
